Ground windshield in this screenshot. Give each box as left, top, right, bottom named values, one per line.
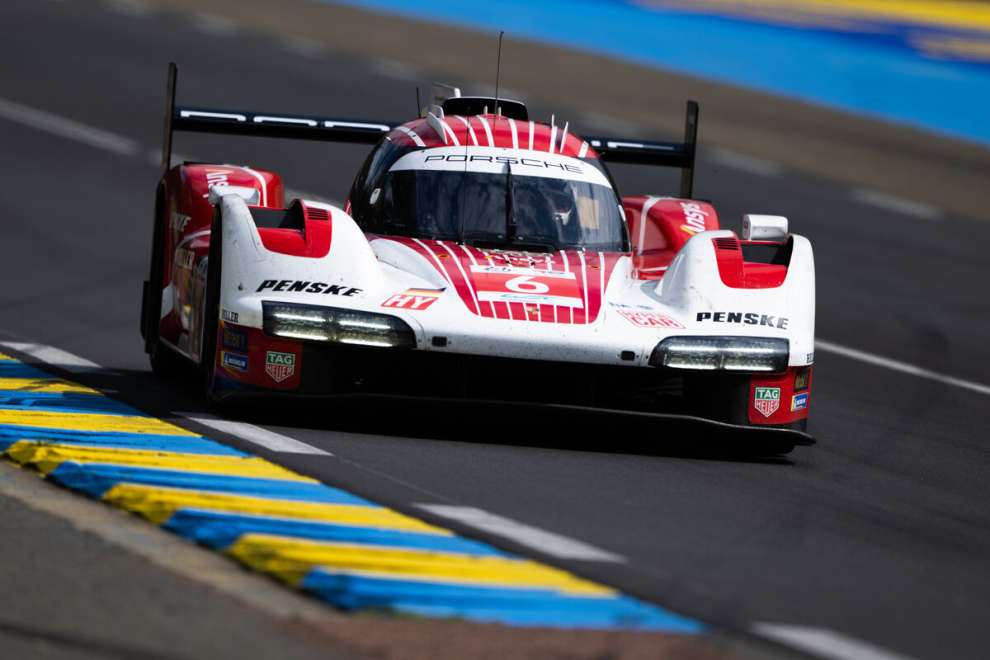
left=369, top=148, right=627, bottom=252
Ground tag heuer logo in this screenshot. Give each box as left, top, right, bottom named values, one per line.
left=265, top=351, right=296, bottom=383
left=754, top=387, right=781, bottom=418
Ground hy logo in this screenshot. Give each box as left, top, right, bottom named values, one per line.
left=754, top=386, right=781, bottom=418
left=265, top=351, right=296, bottom=383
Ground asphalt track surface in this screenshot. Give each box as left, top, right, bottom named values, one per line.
left=1, top=1, right=989, bottom=659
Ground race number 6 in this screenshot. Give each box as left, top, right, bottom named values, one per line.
left=505, top=275, right=551, bottom=294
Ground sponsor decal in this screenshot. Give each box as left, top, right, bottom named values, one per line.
left=470, top=265, right=583, bottom=308
left=609, top=302, right=654, bottom=311
left=617, top=310, right=686, bottom=329
left=680, top=202, right=709, bottom=235
left=221, top=351, right=248, bottom=373
left=423, top=153, right=583, bottom=174
left=791, top=392, right=809, bottom=412
left=382, top=288, right=443, bottom=310
left=221, top=326, right=248, bottom=352
left=754, top=386, right=781, bottom=418
left=390, top=147, right=612, bottom=188
left=170, top=211, right=191, bottom=233
left=221, top=309, right=239, bottom=323
left=201, top=169, right=230, bottom=198
left=479, top=250, right=537, bottom=268
left=696, top=311, right=789, bottom=330
left=256, top=280, right=362, bottom=296
left=265, top=351, right=296, bottom=383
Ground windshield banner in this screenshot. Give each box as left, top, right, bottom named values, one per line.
left=389, top=146, right=612, bottom=188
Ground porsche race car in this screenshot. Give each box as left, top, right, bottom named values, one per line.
left=141, top=64, right=815, bottom=449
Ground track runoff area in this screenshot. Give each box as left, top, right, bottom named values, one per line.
left=0, top=347, right=702, bottom=633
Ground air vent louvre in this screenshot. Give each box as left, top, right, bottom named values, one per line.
left=306, top=208, right=329, bottom=222
left=713, top=237, right=739, bottom=251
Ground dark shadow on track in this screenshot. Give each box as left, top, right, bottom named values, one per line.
left=9, top=352, right=800, bottom=464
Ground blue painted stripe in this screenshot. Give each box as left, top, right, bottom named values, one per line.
left=0, top=400, right=139, bottom=416
left=302, top=569, right=704, bottom=632
left=165, top=509, right=498, bottom=553
left=48, top=462, right=374, bottom=504
left=0, top=363, right=51, bottom=379
left=0, top=395, right=139, bottom=415
left=0, top=427, right=240, bottom=455
left=0, top=353, right=707, bottom=632
left=332, top=0, right=990, bottom=146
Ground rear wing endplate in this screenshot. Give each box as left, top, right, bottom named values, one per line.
left=584, top=101, right=699, bottom=199
left=160, top=63, right=396, bottom=171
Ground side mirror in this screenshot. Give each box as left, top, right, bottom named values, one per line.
left=742, top=214, right=788, bottom=241
left=208, top=185, right=260, bottom=206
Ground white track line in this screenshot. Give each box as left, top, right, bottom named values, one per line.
left=2, top=342, right=107, bottom=374
left=0, top=96, right=138, bottom=156
left=191, top=14, right=239, bottom=36
left=816, top=339, right=990, bottom=397
left=182, top=416, right=332, bottom=456
left=851, top=189, right=943, bottom=221
left=281, top=36, right=325, bottom=58
left=416, top=504, right=625, bottom=562
left=754, top=624, right=917, bottom=660
left=369, top=58, right=421, bottom=82
left=709, top=148, right=783, bottom=177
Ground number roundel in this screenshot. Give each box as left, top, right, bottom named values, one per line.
left=504, top=275, right=551, bottom=294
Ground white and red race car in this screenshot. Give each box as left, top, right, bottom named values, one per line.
left=141, top=64, right=815, bottom=451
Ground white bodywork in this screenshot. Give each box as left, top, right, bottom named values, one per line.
left=212, top=190, right=815, bottom=369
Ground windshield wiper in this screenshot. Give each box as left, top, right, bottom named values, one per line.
left=505, top=162, right=516, bottom=243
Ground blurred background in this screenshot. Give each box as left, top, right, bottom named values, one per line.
left=1, top=1, right=989, bottom=659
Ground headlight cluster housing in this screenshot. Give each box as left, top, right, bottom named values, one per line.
left=650, top=336, right=789, bottom=372
left=262, top=301, right=416, bottom=348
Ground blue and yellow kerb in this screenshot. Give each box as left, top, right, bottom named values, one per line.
left=0, top=351, right=702, bottom=631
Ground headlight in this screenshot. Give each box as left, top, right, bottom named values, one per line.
left=650, top=336, right=789, bottom=372
left=262, top=302, right=416, bottom=348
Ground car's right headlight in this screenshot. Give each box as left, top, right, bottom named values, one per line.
left=262, top=301, right=416, bottom=348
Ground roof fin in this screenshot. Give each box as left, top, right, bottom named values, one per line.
left=426, top=110, right=448, bottom=144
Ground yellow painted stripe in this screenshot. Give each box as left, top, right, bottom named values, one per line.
left=0, top=352, right=16, bottom=361
left=663, top=0, right=990, bottom=33
left=0, top=377, right=103, bottom=395
left=102, top=483, right=449, bottom=534
left=5, top=441, right=313, bottom=481
left=0, top=409, right=198, bottom=435
left=229, top=534, right=612, bottom=595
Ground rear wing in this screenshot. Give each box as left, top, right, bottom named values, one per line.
left=160, top=63, right=396, bottom=171
left=584, top=100, right=699, bottom=199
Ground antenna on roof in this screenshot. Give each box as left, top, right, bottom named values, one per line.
left=494, top=30, right=504, bottom=116
left=415, top=87, right=422, bottom=118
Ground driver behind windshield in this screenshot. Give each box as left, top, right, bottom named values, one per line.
left=375, top=150, right=626, bottom=252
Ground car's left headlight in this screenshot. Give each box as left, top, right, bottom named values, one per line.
left=262, top=301, right=416, bottom=348
left=649, top=336, right=789, bottom=372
